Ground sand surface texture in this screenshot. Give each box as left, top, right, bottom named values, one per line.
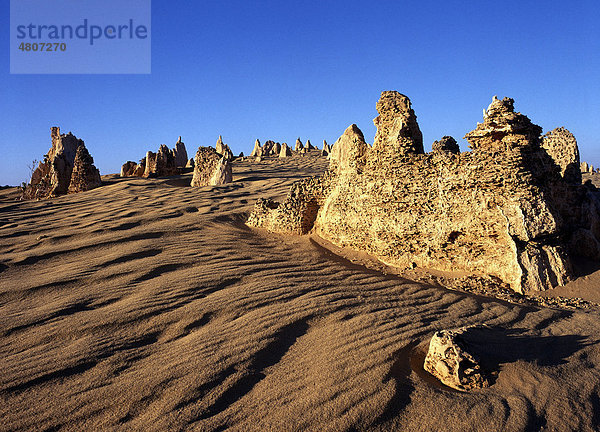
left=2, top=153, right=600, bottom=431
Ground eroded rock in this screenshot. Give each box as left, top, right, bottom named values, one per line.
left=173, top=137, right=189, bottom=168
left=190, top=146, right=233, bottom=187
left=279, top=143, right=292, bottom=158
left=247, top=92, right=600, bottom=293
left=432, top=136, right=460, bottom=154
left=251, top=139, right=262, bottom=158
left=23, top=127, right=102, bottom=199
left=68, top=145, right=102, bottom=193
left=328, top=124, right=370, bottom=175
left=373, top=91, right=423, bottom=155
left=120, top=161, right=137, bottom=177
left=215, top=136, right=233, bottom=161
left=423, top=327, right=490, bottom=391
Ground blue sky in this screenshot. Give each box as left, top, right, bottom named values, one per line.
left=1, top=0, right=599, bottom=185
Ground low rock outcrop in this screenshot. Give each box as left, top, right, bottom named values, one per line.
left=424, top=327, right=490, bottom=391
left=432, top=136, right=460, bottom=154
left=121, top=137, right=188, bottom=178
left=23, top=127, right=102, bottom=199
left=248, top=91, right=600, bottom=294
left=190, top=147, right=233, bottom=187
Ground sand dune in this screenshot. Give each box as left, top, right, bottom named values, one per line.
left=1, top=153, right=600, bottom=431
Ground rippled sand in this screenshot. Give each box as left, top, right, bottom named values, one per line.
left=1, top=153, right=600, bottom=431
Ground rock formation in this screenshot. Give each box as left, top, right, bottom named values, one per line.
left=143, top=151, right=157, bottom=177
left=247, top=91, right=600, bottom=294
left=133, top=158, right=146, bottom=176
left=306, top=139, right=315, bottom=150
left=322, top=140, right=331, bottom=155
left=542, top=128, right=581, bottom=184
left=172, top=137, right=188, bottom=168
left=262, top=140, right=274, bottom=156
left=190, top=147, right=233, bottom=187
left=295, top=138, right=304, bottom=152
left=120, top=161, right=137, bottom=177
left=216, top=135, right=225, bottom=155
left=279, top=143, right=292, bottom=158
left=251, top=139, right=262, bottom=158
left=122, top=137, right=187, bottom=178
left=581, top=162, right=596, bottom=174
left=216, top=136, right=233, bottom=161
left=328, top=124, right=369, bottom=175
left=67, top=145, right=102, bottom=194
left=373, top=91, right=423, bottom=155
left=23, top=127, right=102, bottom=199
left=432, top=136, right=460, bottom=154
left=423, top=327, right=490, bottom=391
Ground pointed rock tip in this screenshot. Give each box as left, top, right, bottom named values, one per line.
left=344, top=124, right=365, bottom=140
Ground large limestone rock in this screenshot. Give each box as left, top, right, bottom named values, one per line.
left=424, top=327, right=490, bottom=392
left=295, top=138, right=304, bottom=152
left=279, top=143, right=292, bottom=158
left=23, top=127, right=102, bottom=199
left=190, top=147, right=233, bottom=187
left=173, top=137, right=188, bottom=168
left=248, top=92, right=600, bottom=294
left=322, top=140, right=331, bottom=155
left=373, top=91, right=423, bottom=155
left=67, top=145, right=102, bottom=193
left=306, top=139, right=315, bottom=150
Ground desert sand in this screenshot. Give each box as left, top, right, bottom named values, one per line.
left=2, top=152, right=600, bottom=431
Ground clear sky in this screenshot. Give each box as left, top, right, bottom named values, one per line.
left=1, top=0, right=599, bottom=186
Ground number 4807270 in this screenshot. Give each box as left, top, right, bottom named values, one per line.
left=18, top=42, right=66, bottom=52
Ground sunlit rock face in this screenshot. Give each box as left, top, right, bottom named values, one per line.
left=248, top=92, right=600, bottom=294
left=190, top=147, right=232, bottom=187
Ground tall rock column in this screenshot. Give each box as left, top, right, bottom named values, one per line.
left=372, top=91, right=423, bottom=155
